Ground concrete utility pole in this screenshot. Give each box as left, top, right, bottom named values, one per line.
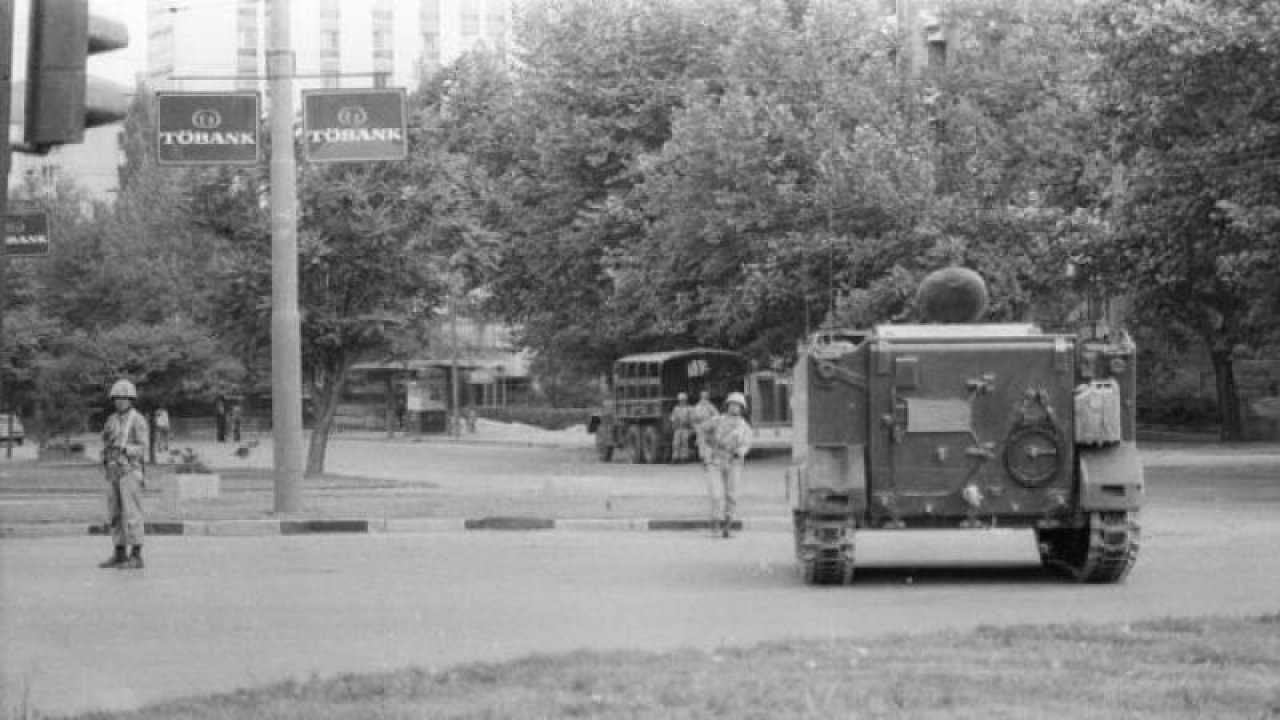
left=268, top=0, right=305, bottom=512
left=1, top=0, right=13, bottom=459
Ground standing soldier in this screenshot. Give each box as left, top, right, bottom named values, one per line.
left=708, top=392, right=752, bottom=538
left=100, top=379, right=150, bottom=569
left=669, top=392, right=695, bottom=463
left=690, top=390, right=719, bottom=464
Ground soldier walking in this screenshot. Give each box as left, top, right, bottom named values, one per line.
left=690, top=390, right=719, bottom=464
left=707, top=392, right=752, bottom=538
left=100, top=379, right=150, bottom=569
left=669, top=393, right=695, bottom=463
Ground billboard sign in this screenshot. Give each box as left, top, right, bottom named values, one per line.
left=302, top=88, right=408, bottom=163
left=4, top=212, right=51, bottom=257
left=155, top=91, right=261, bottom=165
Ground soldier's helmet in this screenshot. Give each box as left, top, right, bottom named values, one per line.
left=917, top=267, right=989, bottom=323
left=109, top=379, right=138, bottom=400
left=726, top=392, right=747, bottom=409
left=677, top=392, right=688, bottom=401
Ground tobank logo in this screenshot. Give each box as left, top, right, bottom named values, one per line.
left=156, top=91, right=261, bottom=165
left=307, top=102, right=402, bottom=144
left=337, top=106, right=368, bottom=128
left=191, top=109, right=223, bottom=129
left=303, top=88, right=407, bottom=162
left=160, top=105, right=255, bottom=147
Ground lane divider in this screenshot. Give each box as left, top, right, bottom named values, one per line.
left=1, top=516, right=789, bottom=539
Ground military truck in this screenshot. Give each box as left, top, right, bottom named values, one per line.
left=787, top=267, right=1143, bottom=585
left=590, top=349, right=748, bottom=463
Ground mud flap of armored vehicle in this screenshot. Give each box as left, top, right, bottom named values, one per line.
left=1037, top=371, right=1144, bottom=583
left=788, top=332, right=869, bottom=585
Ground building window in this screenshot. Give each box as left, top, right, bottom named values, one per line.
left=320, top=29, right=340, bottom=60
left=421, top=0, right=440, bottom=30
left=927, top=39, right=947, bottom=69
left=460, top=4, right=480, bottom=36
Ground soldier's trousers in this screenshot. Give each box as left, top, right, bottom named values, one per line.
left=106, top=468, right=145, bottom=546
left=672, top=428, right=693, bottom=461
left=706, top=459, right=741, bottom=521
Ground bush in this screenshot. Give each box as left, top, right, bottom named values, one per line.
left=1138, top=394, right=1220, bottom=429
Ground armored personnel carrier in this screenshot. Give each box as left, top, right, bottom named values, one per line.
left=787, top=267, right=1143, bottom=585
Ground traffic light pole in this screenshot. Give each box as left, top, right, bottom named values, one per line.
left=1, top=0, right=14, bottom=459
left=268, top=0, right=305, bottom=512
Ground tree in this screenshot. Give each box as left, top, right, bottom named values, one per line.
left=1084, top=0, right=1280, bottom=440
left=486, top=0, right=1107, bottom=374
left=490, top=0, right=738, bottom=375
left=196, top=158, right=447, bottom=475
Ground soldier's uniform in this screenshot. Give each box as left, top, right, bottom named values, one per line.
left=669, top=393, right=695, bottom=463
left=100, top=380, right=149, bottom=569
left=690, top=392, right=719, bottom=464
left=707, top=392, right=752, bottom=538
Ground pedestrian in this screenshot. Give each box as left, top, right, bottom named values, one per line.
left=99, top=379, right=149, bottom=570
left=669, top=392, right=695, bottom=463
left=214, top=394, right=227, bottom=443
left=706, top=391, right=752, bottom=538
left=691, top=390, right=719, bottom=464
left=153, top=407, right=170, bottom=454
left=230, top=401, right=243, bottom=443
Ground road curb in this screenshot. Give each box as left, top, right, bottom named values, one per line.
left=0, top=516, right=790, bottom=539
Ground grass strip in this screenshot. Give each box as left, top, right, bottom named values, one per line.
left=44, top=614, right=1280, bottom=720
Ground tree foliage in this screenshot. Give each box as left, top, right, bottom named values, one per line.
left=1084, top=0, right=1280, bottom=439
left=487, top=0, right=1105, bottom=373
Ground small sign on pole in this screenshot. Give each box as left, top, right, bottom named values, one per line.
left=155, top=91, right=261, bottom=166
left=4, top=211, right=50, bottom=257
left=302, top=88, right=407, bottom=163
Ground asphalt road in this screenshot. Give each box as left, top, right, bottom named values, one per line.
left=5, top=482, right=1280, bottom=716
left=4, top=436, right=1280, bottom=716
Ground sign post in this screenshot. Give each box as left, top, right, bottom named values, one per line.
left=155, top=91, right=261, bottom=166
left=268, top=0, right=305, bottom=513
left=301, top=89, right=407, bottom=163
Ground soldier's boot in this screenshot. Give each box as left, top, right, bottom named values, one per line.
left=99, top=545, right=127, bottom=568
left=118, top=546, right=144, bottom=570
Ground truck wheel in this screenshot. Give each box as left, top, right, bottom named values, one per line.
left=642, top=426, right=664, bottom=464
left=627, top=426, right=647, bottom=464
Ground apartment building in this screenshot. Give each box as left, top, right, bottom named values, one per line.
left=147, top=0, right=513, bottom=93
left=10, top=0, right=514, bottom=202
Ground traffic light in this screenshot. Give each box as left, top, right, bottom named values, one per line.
left=24, top=0, right=129, bottom=152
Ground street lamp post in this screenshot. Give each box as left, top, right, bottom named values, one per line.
left=268, top=0, right=304, bottom=512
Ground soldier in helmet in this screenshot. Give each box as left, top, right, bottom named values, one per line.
left=669, top=392, right=695, bottom=463
left=99, top=379, right=150, bottom=569
left=707, top=391, right=752, bottom=538
left=690, top=390, right=719, bottom=464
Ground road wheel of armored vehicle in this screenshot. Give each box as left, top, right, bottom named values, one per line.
left=626, top=426, right=647, bottom=464
left=1037, top=511, right=1140, bottom=583
left=795, top=515, right=856, bottom=586
left=641, top=426, right=665, bottom=464
left=595, top=425, right=614, bottom=462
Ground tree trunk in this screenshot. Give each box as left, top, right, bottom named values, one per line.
left=1210, top=350, right=1244, bottom=441
left=304, top=372, right=347, bottom=477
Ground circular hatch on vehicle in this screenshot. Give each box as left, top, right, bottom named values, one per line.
left=1004, top=423, right=1064, bottom=488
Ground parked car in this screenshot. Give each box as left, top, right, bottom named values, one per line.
left=0, top=414, right=25, bottom=445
